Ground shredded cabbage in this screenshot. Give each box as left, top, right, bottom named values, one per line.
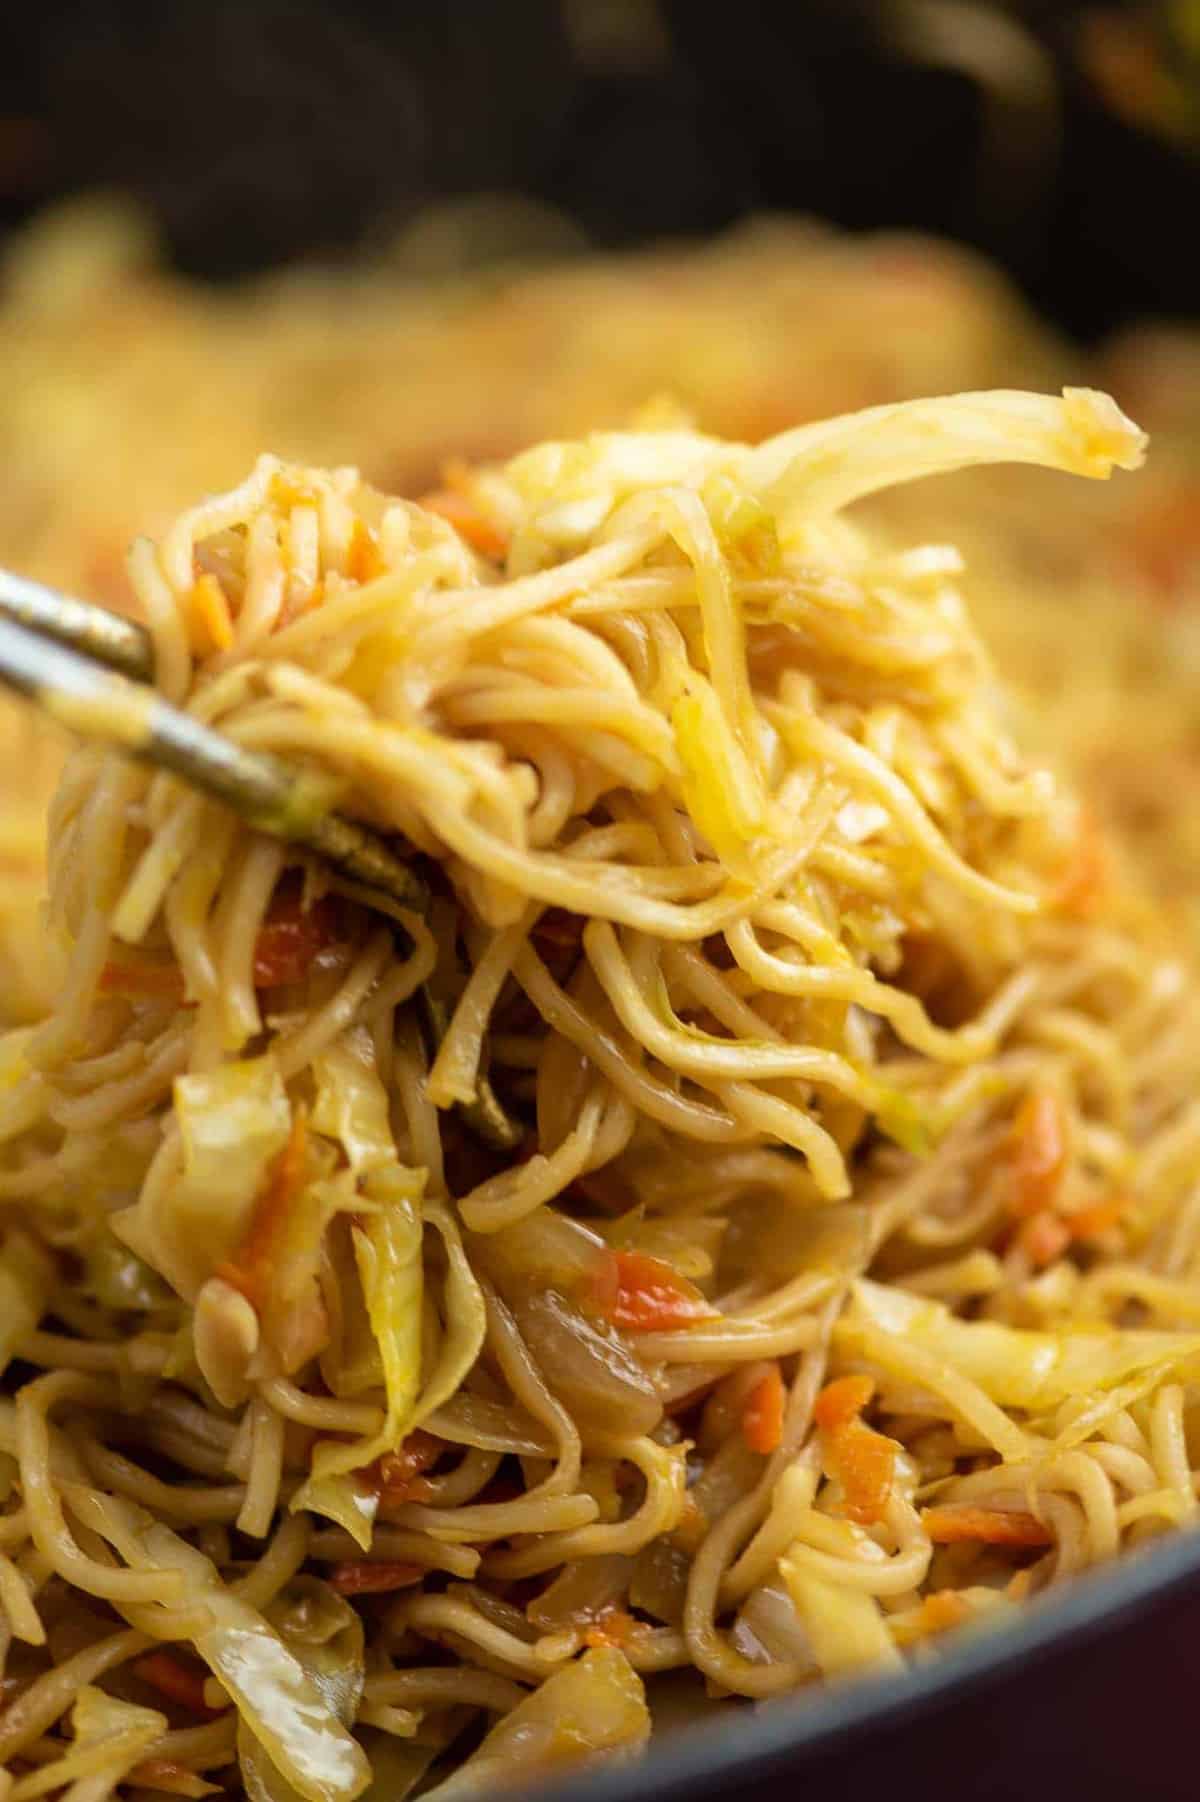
left=66, top=1685, right=166, bottom=1793
left=349, top=1174, right=423, bottom=1434
left=239, top=1579, right=366, bottom=1802
left=131, top=1056, right=291, bottom=1295
left=840, top=1279, right=1200, bottom=1411
left=139, top=1519, right=369, bottom=1802
left=311, top=1030, right=395, bottom=1175
left=744, top=387, right=1148, bottom=519
left=413, top=1199, right=488, bottom=1423
left=779, top=1554, right=903, bottom=1677
left=300, top=1167, right=425, bottom=1507
left=295, top=1194, right=486, bottom=1541
left=357, top=1734, right=441, bottom=1802
left=422, top=1649, right=650, bottom=1799
left=671, top=675, right=767, bottom=873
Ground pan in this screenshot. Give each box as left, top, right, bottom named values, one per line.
left=542, top=1520, right=1200, bottom=1802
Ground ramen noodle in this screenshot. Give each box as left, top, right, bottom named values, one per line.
left=3, top=389, right=1200, bottom=1798
left=4, top=197, right=1200, bottom=1030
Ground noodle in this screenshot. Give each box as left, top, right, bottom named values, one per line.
left=3, top=386, right=1200, bottom=1797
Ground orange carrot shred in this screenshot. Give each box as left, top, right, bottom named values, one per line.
left=742, top=1364, right=785, bottom=1455
left=673, top=1491, right=709, bottom=1553
left=185, top=573, right=235, bottom=656
left=835, top=1424, right=897, bottom=1527
left=919, top=1591, right=970, bottom=1634
left=327, top=1559, right=423, bottom=1596
left=608, top=1251, right=715, bottom=1333
left=582, top=1607, right=636, bottom=1650
left=814, top=1376, right=896, bottom=1525
left=420, top=488, right=509, bottom=561
left=923, top=1505, right=1052, bottom=1547
left=1068, top=1199, right=1125, bottom=1241
left=345, top=520, right=385, bottom=584
left=1009, top=1090, right=1067, bottom=1217
left=367, top=1430, right=444, bottom=1506
left=100, top=961, right=186, bottom=1001
left=1053, top=809, right=1107, bottom=917
left=1018, top=1209, right=1073, bottom=1268
left=133, top=1651, right=224, bottom=1717
left=813, top=1374, right=875, bottom=1433
left=252, top=892, right=339, bottom=988
left=215, top=1110, right=308, bottom=1311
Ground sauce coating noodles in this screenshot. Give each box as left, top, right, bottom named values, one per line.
left=3, top=389, right=1200, bottom=1799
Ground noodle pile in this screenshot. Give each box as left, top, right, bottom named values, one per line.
left=4, top=389, right=1200, bottom=1798
left=0, top=202, right=1067, bottom=1035
left=5, top=198, right=1200, bottom=1033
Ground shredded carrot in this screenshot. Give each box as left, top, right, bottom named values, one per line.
left=1068, top=1198, right=1125, bottom=1241
left=813, top=1374, right=876, bottom=1433
left=127, top=1760, right=220, bottom=1797
left=1008, top=1090, right=1067, bottom=1217
left=327, top=1559, right=423, bottom=1596
left=184, top=573, right=235, bottom=657
left=923, top=1505, right=1052, bottom=1547
left=345, top=519, right=385, bottom=585
left=814, top=1375, right=896, bottom=1525
left=133, top=1651, right=224, bottom=1717
left=252, top=891, right=339, bottom=988
left=890, top=1588, right=971, bottom=1647
left=742, top=1364, right=785, bottom=1455
left=1053, top=809, right=1107, bottom=917
left=835, top=1427, right=897, bottom=1527
left=100, top=960, right=186, bottom=1001
left=582, top=1607, right=637, bottom=1650
left=1017, top=1209, right=1072, bottom=1268
left=607, top=1250, right=716, bottom=1333
left=215, top=1110, right=308, bottom=1311
left=366, top=1430, right=444, bottom=1506
left=420, top=485, right=510, bottom=562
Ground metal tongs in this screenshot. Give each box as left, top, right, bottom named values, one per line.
left=0, top=569, right=519, bottom=1150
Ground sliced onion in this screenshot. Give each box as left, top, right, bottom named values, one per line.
left=719, top=1200, right=869, bottom=1290
left=731, top=1581, right=815, bottom=1671
left=470, top=1211, right=612, bottom=1306
left=629, top=1536, right=690, bottom=1626
left=527, top=1555, right=634, bottom=1633
left=514, top=1291, right=662, bottom=1437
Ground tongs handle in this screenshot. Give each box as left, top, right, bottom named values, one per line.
left=0, top=568, right=153, bottom=681
left=0, top=607, right=428, bottom=916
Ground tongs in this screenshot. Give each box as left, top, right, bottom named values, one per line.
left=0, top=568, right=519, bottom=1150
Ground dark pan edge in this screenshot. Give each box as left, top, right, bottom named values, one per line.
left=533, top=1517, right=1200, bottom=1802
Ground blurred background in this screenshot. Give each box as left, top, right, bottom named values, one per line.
left=1, top=0, right=1200, bottom=1021
left=2, top=0, right=1199, bottom=335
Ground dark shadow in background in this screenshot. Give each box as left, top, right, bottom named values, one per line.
left=0, top=0, right=1192, bottom=339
